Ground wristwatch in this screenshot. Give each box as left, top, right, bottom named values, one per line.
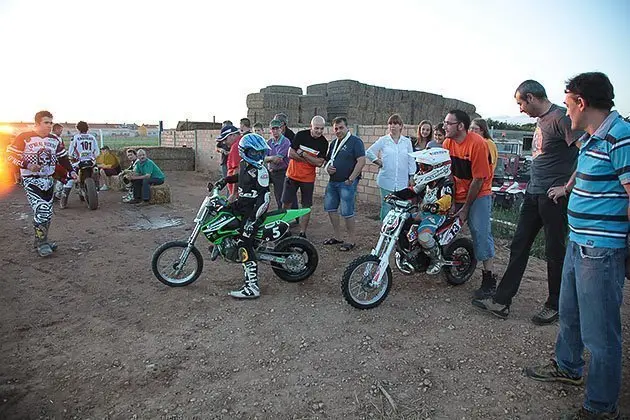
left=298, top=150, right=305, bottom=158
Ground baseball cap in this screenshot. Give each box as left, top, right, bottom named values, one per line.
left=269, top=119, right=282, bottom=128
left=216, top=125, right=239, bottom=142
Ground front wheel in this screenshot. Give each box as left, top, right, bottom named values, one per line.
left=341, top=254, right=392, bottom=310
left=270, top=236, right=318, bottom=282
left=152, top=241, right=204, bottom=287
left=84, top=177, right=99, bottom=210
left=443, top=238, right=477, bottom=285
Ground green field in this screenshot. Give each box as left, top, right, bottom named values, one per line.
left=491, top=205, right=546, bottom=259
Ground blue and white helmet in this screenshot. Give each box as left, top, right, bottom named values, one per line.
left=238, top=133, right=270, bottom=168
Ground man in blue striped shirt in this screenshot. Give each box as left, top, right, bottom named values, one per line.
left=525, top=72, right=629, bottom=420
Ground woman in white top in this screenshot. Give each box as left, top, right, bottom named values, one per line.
left=366, top=114, right=416, bottom=220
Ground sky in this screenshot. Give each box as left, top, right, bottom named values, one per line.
left=1, top=0, right=628, bottom=129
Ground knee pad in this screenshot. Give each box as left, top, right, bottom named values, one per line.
left=417, top=231, right=435, bottom=248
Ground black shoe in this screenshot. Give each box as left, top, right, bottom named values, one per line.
left=473, top=270, right=497, bottom=299
left=472, top=298, right=510, bottom=319
left=524, top=359, right=583, bottom=386
left=531, top=306, right=559, bottom=325
left=559, top=407, right=619, bottom=420
left=298, top=232, right=306, bottom=238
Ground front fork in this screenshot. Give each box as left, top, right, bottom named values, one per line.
left=367, top=214, right=408, bottom=288
left=176, top=201, right=209, bottom=271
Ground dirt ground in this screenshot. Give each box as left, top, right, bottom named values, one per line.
left=1, top=171, right=628, bottom=420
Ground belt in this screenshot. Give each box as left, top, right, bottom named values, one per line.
left=268, top=168, right=287, bottom=173
left=23, top=175, right=49, bottom=178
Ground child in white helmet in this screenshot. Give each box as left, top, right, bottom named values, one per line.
left=387, top=148, right=454, bottom=274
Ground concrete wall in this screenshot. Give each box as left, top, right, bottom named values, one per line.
left=112, top=146, right=195, bottom=171
left=160, top=125, right=422, bottom=205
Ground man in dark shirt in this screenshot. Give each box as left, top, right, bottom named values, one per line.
left=323, top=117, right=366, bottom=251
left=473, top=80, right=581, bottom=325
left=282, top=116, right=328, bottom=236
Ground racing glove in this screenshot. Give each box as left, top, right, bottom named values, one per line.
left=422, top=203, right=439, bottom=214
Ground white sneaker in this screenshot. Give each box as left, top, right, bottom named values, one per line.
left=99, top=185, right=110, bottom=191
left=228, top=283, right=260, bottom=299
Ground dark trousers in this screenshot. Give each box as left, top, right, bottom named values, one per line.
left=494, top=192, right=568, bottom=310
left=269, top=169, right=287, bottom=209
left=132, top=177, right=164, bottom=201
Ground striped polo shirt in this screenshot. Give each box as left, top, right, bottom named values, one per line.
left=568, top=111, right=630, bottom=248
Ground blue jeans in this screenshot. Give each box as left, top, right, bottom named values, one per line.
left=132, top=177, right=164, bottom=201
left=463, top=195, right=495, bottom=261
left=324, top=179, right=359, bottom=218
left=379, top=188, right=393, bottom=221
left=555, top=241, right=626, bottom=414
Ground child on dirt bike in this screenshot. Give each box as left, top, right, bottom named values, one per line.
left=214, top=133, right=271, bottom=299
left=386, top=148, right=454, bottom=275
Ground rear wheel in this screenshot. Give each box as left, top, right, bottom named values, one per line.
left=152, top=241, right=203, bottom=287
left=443, top=238, right=477, bottom=285
left=270, top=236, right=318, bottom=282
left=341, top=254, right=392, bottom=309
left=84, top=178, right=99, bottom=210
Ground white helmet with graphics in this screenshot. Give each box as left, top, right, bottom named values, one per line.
left=410, top=148, right=451, bottom=187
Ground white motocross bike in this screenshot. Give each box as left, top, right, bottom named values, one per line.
left=341, top=196, right=477, bottom=309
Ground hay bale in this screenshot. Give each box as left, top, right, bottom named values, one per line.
left=149, top=183, right=171, bottom=204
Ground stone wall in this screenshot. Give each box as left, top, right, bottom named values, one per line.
left=246, top=80, right=479, bottom=127
left=160, top=125, right=421, bottom=206
left=111, top=146, right=195, bottom=172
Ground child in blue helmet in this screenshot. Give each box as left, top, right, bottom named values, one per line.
left=215, top=133, right=271, bottom=298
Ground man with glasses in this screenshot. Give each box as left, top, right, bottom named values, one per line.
left=442, top=110, right=496, bottom=297
left=525, top=72, right=629, bottom=420
left=473, top=80, right=580, bottom=325
left=282, top=115, right=328, bottom=237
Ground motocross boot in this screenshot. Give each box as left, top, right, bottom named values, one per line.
left=473, top=270, right=497, bottom=299
left=229, top=261, right=260, bottom=299
left=59, top=187, right=71, bottom=209
left=33, top=221, right=58, bottom=253
left=34, top=224, right=53, bottom=257
left=424, top=246, right=443, bottom=275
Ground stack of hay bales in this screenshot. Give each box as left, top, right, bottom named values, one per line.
left=247, top=85, right=302, bottom=126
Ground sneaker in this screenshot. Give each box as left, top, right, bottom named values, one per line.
left=298, top=232, right=307, bottom=238
left=559, top=407, right=620, bottom=420
left=473, top=270, right=497, bottom=299
left=228, top=283, right=260, bottom=299
left=472, top=297, right=510, bottom=319
left=99, top=185, right=110, bottom=191
left=127, top=199, right=142, bottom=204
left=531, top=306, right=559, bottom=325
left=524, top=359, right=583, bottom=386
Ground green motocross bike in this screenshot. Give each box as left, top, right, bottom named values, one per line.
left=151, top=182, right=319, bottom=287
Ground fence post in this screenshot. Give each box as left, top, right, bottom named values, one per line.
left=194, top=130, right=198, bottom=172
left=158, top=120, right=163, bottom=146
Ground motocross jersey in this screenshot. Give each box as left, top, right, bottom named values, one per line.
left=6, top=131, right=73, bottom=177
left=393, top=177, right=454, bottom=214
left=69, top=133, right=100, bottom=162
left=225, top=162, right=271, bottom=224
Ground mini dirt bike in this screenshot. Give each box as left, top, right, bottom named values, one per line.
left=152, top=182, right=319, bottom=287
left=341, top=196, right=477, bottom=309
left=63, top=160, right=98, bottom=210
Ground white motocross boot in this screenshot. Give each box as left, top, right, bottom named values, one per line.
left=425, top=246, right=443, bottom=275
left=229, top=261, right=260, bottom=299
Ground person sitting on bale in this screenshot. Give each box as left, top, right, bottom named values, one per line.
left=96, top=146, right=121, bottom=191
left=128, top=149, right=165, bottom=204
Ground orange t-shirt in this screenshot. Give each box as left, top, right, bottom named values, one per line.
left=443, top=132, right=492, bottom=203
